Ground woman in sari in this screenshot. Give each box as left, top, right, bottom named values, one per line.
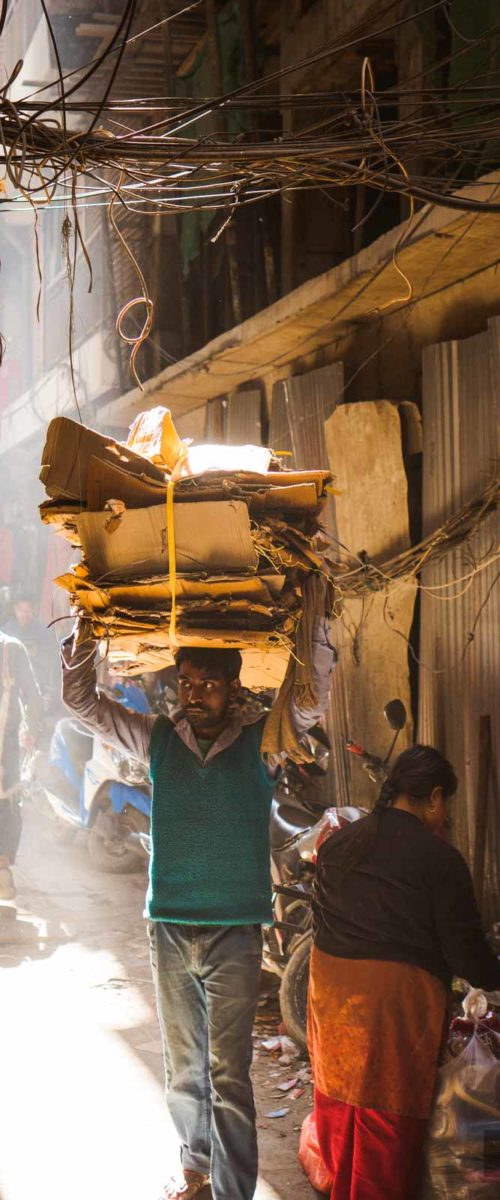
left=309, top=744, right=500, bottom=1200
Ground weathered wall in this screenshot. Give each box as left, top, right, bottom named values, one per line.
left=324, top=401, right=416, bottom=807
left=419, top=320, right=500, bottom=917
left=278, top=255, right=500, bottom=418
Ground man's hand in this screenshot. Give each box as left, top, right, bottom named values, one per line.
left=71, top=613, right=95, bottom=647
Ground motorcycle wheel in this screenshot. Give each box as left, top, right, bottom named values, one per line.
left=279, top=931, right=311, bottom=1054
left=88, top=803, right=143, bottom=874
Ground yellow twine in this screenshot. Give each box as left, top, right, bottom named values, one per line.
left=166, top=479, right=178, bottom=647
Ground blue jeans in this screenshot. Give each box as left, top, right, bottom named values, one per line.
left=149, top=922, right=263, bottom=1200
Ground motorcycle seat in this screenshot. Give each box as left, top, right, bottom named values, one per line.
left=270, top=799, right=312, bottom=849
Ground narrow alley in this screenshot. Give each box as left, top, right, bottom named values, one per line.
left=0, top=804, right=315, bottom=1200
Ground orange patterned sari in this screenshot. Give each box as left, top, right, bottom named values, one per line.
left=308, top=946, right=448, bottom=1119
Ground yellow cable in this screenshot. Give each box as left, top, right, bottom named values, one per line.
left=166, top=479, right=178, bottom=646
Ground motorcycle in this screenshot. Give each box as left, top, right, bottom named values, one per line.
left=81, top=729, right=151, bottom=872
left=26, top=686, right=151, bottom=873
left=266, top=699, right=408, bottom=1051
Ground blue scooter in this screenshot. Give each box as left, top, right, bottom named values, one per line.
left=29, top=687, right=151, bottom=873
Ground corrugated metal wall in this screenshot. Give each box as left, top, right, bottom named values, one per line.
left=204, top=389, right=263, bottom=444
left=269, top=385, right=293, bottom=458
left=419, top=319, right=500, bottom=917
left=271, top=364, right=351, bottom=805
left=204, top=397, right=224, bottom=441
left=225, top=389, right=263, bottom=445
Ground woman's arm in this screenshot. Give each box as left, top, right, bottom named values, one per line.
left=433, top=845, right=500, bottom=990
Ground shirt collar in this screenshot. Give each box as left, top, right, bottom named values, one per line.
left=171, top=703, right=263, bottom=763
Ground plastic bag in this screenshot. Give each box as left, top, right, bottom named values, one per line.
left=423, top=1028, right=500, bottom=1199
left=126, top=407, right=185, bottom=471
left=298, top=1112, right=333, bottom=1195
left=186, top=443, right=272, bottom=476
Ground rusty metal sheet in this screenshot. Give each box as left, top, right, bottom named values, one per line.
left=225, top=388, right=263, bottom=445
left=419, top=320, right=500, bottom=917
left=269, top=384, right=293, bottom=459
left=272, top=364, right=349, bottom=805
left=204, top=397, right=224, bottom=441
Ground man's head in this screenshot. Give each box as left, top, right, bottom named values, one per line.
left=14, top=599, right=34, bottom=628
left=175, top=646, right=242, bottom=741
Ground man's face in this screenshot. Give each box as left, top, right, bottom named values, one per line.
left=177, top=660, right=239, bottom=739
left=14, top=601, right=33, bottom=627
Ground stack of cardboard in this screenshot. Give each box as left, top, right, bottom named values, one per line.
left=39, top=414, right=333, bottom=689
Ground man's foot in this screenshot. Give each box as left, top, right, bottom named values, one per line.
left=0, top=858, right=15, bottom=901
left=159, top=1171, right=209, bottom=1200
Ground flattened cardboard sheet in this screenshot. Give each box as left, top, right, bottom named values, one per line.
left=87, top=456, right=167, bottom=510
left=56, top=572, right=287, bottom=611
left=40, top=416, right=165, bottom=502
left=248, top=483, right=318, bottom=511
left=76, top=500, right=258, bottom=582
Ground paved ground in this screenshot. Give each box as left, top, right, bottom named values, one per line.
left=0, top=805, right=319, bottom=1200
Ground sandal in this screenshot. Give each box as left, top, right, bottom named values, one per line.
left=160, top=1170, right=210, bottom=1200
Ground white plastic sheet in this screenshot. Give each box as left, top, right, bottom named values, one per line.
left=423, top=1029, right=500, bottom=1198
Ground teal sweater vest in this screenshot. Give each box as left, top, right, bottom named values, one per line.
left=146, top=715, right=275, bottom=925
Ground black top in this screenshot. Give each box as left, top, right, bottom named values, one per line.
left=313, top=808, right=500, bottom=990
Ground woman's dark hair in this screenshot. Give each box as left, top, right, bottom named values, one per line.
left=319, top=744, right=457, bottom=879
left=174, top=645, right=242, bottom=682
left=374, top=744, right=457, bottom=813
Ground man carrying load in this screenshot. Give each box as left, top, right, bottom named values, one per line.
left=61, top=610, right=336, bottom=1200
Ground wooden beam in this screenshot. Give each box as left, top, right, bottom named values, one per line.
left=240, top=0, right=257, bottom=81
left=204, top=0, right=223, bottom=127
left=76, top=24, right=118, bottom=38
left=156, top=0, right=190, bottom=355
left=204, top=0, right=242, bottom=325
left=241, top=0, right=277, bottom=307
left=473, top=714, right=493, bottom=913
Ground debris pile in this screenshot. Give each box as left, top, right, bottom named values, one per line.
left=39, top=410, right=334, bottom=692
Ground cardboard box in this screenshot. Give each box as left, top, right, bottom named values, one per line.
left=76, top=500, right=258, bottom=582
left=39, top=417, right=165, bottom=502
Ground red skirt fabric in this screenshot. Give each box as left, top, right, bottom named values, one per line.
left=314, top=1087, right=428, bottom=1200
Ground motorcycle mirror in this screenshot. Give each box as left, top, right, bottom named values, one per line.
left=300, top=727, right=330, bottom=775
left=308, top=723, right=331, bottom=750
left=384, top=699, right=407, bottom=732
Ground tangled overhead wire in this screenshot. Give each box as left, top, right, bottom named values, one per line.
left=2, top=0, right=500, bottom=383
left=330, top=477, right=500, bottom=599
left=4, top=79, right=500, bottom=217
left=2, top=0, right=500, bottom=217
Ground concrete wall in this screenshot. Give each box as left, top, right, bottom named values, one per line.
left=269, top=255, right=500, bottom=419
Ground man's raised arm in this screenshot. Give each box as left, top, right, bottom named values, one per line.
left=261, top=613, right=337, bottom=769
left=61, top=622, right=155, bottom=762
left=291, top=616, right=337, bottom=737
